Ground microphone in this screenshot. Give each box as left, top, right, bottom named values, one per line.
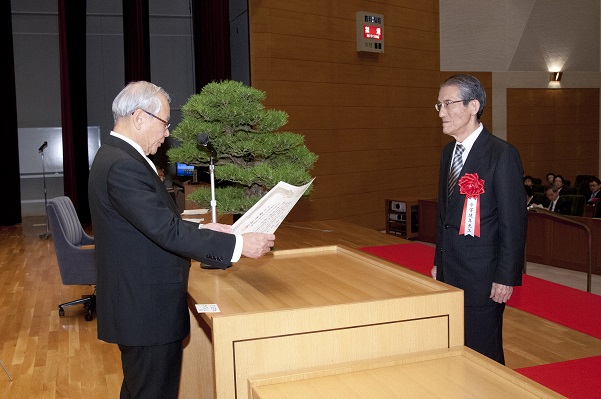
left=196, top=133, right=217, bottom=159
left=38, top=141, right=48, bottom=153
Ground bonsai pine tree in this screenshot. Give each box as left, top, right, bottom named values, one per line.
left=167, top=80, right=318, bottom=214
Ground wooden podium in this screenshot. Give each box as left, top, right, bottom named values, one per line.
left=249, top=347, right=564, bottom=398
left=180, top=245, right=464, bottom=399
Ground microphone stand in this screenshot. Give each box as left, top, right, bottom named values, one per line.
left=197, top=133, right=228, bottom=269
left=39, top=146, right=51, bottom=240
left=208, top=154, right=217, bottom=224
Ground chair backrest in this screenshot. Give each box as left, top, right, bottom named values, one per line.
left=562, top=195, right=586, bottom=217
left=560, top=186, right=577, bottom=195
left=575, top=175, right=596, bottom=189
left=47, top=196, right=96, bottom=285
left=531, top=183, right=546, bottom=193
left=47, top=196, right=87, bottom=246
left=531, top=192, right=546, bottom=205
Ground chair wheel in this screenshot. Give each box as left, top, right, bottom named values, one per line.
left=59, top=307, right=65, bottom=317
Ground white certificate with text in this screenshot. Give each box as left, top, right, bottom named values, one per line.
left=231, top=179, right=314, bottom=234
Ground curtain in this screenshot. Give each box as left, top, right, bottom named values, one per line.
left=0, top=0, right=21, bottom=226
left=123, top=0, right=151, bottom=83
left=58, top=0, right=90, bottom=224
left=192, top=0, right=231, bottom=92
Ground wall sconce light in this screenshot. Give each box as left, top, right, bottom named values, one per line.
left=550, top=71, right=562, bottom=82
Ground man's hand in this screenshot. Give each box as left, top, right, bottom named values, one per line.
left=431, top=265, right=437, bottom=280
left=202, top=223, right=233, bottom=233
left=241, top=232, right=276, bottom=259
left=490, top=282, right=513, bottom=303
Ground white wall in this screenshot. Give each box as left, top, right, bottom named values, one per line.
left=440, top=0, right=601, bottom=177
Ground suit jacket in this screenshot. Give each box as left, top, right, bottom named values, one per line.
left=88, top=135, right=236, bottom=346
left=586, top=190, right=601, bottom=203
left=434, top=128, right=528, bottom=306
left=541, top=196, right=572, bottom=215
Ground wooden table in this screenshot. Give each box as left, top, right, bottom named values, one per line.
left=249, top=347, right=564, bottom=399
left=180, top=242, right=464, bottom=399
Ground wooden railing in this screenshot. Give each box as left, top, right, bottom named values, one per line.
left=528, top=208, right=593, bottom=292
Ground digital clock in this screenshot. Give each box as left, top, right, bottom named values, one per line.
left=356, top=12, right=384, bottom=53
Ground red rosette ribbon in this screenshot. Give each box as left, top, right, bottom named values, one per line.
left=458, top=173, right=485, bottom=237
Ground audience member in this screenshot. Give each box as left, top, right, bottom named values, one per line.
left=586, top=177, right=601, bottom=204
left=157, top=167, right=166, bottom=182
left=553, top=175, right=565, bottom=194
left=534, top=187, right=571, bottom=214
left=525, top=185, right=534, bottom=206
left=523, top=175, right=533, bottom=187
left=545, top=172, right=555, bottom=187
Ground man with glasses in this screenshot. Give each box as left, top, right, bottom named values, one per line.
left=431, top=74, right=527, bottom=364
left=89, top=81, right=275, bottom=398
left=587, top=177, right=601, bottom=203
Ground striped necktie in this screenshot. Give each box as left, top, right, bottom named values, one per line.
left=448, top=143, right=465, bottom=197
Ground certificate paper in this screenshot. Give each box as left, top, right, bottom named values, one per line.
left=231, top=179, right=314, bottom=234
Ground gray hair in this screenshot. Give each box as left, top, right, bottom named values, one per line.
left=441, top=74, right=486, bottom=120
left=112, top=81, right=171, bottom=123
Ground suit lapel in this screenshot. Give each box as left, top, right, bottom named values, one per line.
left=106, top=136, right=181, bottom=216
left=440, top=143, right=454, bottom=210
left=447, top=128, right=492, bottom=210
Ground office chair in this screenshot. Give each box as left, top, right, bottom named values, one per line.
left=47, top=196, right=97, bottom=321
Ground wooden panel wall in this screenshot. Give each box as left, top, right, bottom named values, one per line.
left=507, top=88, right=599, bottom=186
left=248, top=0, right=442, bottom=230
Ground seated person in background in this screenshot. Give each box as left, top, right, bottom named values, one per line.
left=531, top=187, right=571, bottom=214
left=157, top=167, right=166, bottom=183
left=525, top=185, right=534, bottom=206
left=553, top=175, right=565, bottom=194
left=586, top=177, right=601, bottom=204
left=523, top=175, right=533, bottom=187
left=545, top=172, right=555, bottom=187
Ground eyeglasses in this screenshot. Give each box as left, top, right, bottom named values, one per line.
left=142, top=110, right=170, bottom=130
left=435, top=99, right=468, bottom=112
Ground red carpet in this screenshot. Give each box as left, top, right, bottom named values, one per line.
left=515, top=356, right=601, bottom=399
left=360, top=242, right=601, bottom=399
left=359, top=243, right=601, bottom=339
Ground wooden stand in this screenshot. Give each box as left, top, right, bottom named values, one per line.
left=249, top=347, right=564, bottom=398
left=180, top=245, right=463, bottom=399
left=385, top=199, right=419, bottom=239
left=418, top=199, right=438, bottom=243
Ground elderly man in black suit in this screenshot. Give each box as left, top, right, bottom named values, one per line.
left=539, top=186, right=572, bottom=214
left=88, top=81, right=275, bottom=399
left=432, top=74, right=527, bottom=364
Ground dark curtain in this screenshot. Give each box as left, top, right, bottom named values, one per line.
left=59, top=0, right=90, bottom=224
left=123, top=0, right=151, bottom=83
left=192, top=0, right=231, bottom=92
left=0, top=0, right=22, bottom=226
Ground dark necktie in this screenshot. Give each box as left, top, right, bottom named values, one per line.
left=448, top=143, right=465, bottom=197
